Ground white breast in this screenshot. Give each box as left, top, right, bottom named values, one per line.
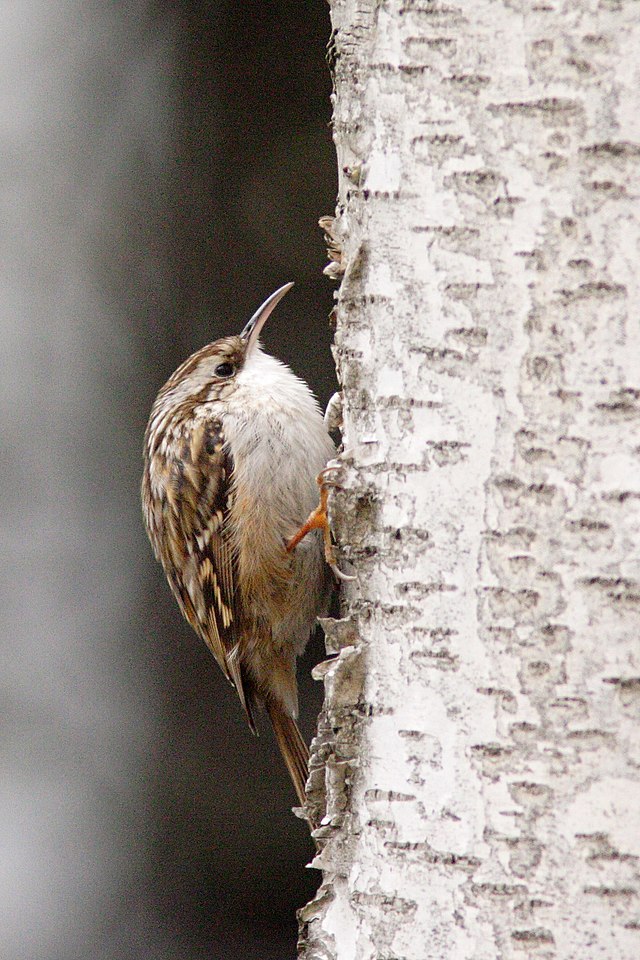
left=222, top=347, right=335, bottom=532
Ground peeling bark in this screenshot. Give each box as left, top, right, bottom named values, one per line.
left=300, top=2, right=640, bottom=958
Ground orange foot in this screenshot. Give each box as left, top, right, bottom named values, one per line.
left=287, top=467, right=355, bottom=581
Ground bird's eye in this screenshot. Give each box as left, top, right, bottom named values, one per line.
left=214, top=362, right=235, bottom=378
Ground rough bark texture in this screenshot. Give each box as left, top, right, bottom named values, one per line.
left=300, top=2, right=640, bottom=958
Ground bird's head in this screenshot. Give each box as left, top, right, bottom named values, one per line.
left=155, top=283, right=294, bottom=409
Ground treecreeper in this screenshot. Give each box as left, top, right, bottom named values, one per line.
left=142, top=284, right=337, bottom=808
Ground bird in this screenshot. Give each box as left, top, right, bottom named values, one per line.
left=141, top=283, right=336, bottom=808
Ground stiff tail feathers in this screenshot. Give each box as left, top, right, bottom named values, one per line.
left=266, top=701, right=309, bottom=807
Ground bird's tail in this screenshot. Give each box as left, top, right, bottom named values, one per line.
left=266, top=701, right=310, bottom=808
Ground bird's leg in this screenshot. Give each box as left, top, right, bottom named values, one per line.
left=286, top=471, right=332, bottom=554
left=286, top=467, right=355, bottom=582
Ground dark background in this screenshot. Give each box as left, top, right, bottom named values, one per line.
left=1, top=3, right=336, bottom=957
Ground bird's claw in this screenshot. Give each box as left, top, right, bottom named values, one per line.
left=286, top=467, right=356, bottom=582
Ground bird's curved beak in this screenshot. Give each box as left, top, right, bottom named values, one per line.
left=239, top=282, right=294, bottom=356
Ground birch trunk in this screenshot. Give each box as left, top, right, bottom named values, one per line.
left=301, top=2, right=640, bottom=957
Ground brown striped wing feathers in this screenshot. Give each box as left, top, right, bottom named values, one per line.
left=148, top=416, right=255, bottom=729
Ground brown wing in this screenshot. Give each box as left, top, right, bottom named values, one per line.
left=162, top=417, right=256, bottom=731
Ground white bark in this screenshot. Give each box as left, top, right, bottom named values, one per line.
left=301, top=2, right=640, bottom=957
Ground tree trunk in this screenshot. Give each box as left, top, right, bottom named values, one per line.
left=300, top=2, right=640, bottom=957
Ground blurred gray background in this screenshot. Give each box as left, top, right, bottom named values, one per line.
left=1, top=2, right=335, bottom=957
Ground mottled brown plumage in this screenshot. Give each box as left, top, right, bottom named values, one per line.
left=142, top=285, right=335, bottom=809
